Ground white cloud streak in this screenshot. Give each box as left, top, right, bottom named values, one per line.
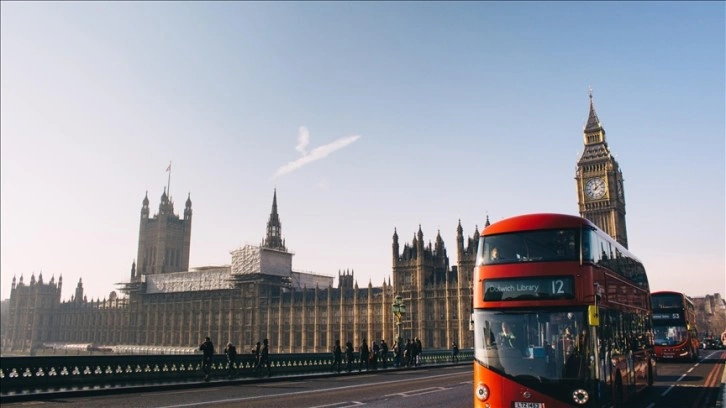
left=274, top=127, right=361, bottom=178
left=295, top=126, right=310, bottom=155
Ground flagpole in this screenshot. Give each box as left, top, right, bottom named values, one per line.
left=166, top=161, right=172, bottom=198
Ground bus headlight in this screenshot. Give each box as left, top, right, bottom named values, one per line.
left=476, top=383, right=490, bottom=401
left=572, top=389, right=589, bottom=405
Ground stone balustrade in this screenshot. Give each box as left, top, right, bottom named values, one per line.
left=0, top=348, right=472, bottom=398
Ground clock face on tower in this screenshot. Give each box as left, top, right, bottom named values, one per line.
left=585, top=177, right=606, bottom=200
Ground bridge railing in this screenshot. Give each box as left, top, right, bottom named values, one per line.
left=0, top=348, right=473, bottom=396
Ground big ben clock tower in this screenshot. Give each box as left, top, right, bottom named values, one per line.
left=576, top=91, right=629, bottom=248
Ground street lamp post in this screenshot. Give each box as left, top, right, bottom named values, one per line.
left=391, top=295, right=406, bottom=345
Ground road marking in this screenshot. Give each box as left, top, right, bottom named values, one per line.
left=308, top=402, right=365, bottom=408
left=385, top=386, right=450, bottom=397
left=690, top=357, right=725, bottom=408
left=661, top=384, right=675, bottom=396
left=155, top=371, right=466, bottom=408
left=661, top=371, right=688, bottom=396
left=659, top=350, right=725, bottom=403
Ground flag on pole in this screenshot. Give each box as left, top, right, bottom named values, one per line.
left=166, top=162, right=171, bottom=172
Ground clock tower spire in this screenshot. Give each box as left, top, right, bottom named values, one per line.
left=575, top=90, right=629, bottom=248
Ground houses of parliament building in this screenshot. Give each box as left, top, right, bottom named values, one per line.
left=1, top=94, right=630, bottom=354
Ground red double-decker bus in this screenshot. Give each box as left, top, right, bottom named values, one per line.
left=651, top=291, right=699, bottom=361
left=473, top=213, right=655, bottom=407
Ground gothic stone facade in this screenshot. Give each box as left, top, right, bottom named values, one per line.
left=2, top=190, right=477, bottom=354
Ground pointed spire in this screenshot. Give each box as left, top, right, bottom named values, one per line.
left=141, top=191, right=150, bottom=218
left=184, top=193, right=192, bottom=220
left=272, top=188, right=278, bottom=213
left=485, top=214, right=491, bottom=228
left=159, top=187, right=174, bottom=215
left=457, top=219, right=463, bottom=235
left=263, top=189, right=286, bottom=251
left=584, top=88, right=602, bottom=132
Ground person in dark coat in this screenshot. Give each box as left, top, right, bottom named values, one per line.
left=252, top=341, right=261, bottom=370
left=404, top=339, right=413, bottom=367
left=345, top=341, right=354, bottom=372
left=331, top=339, right=343, bottom=373
left=224, top=342, right=237, bottom=378
left=254, top=338, right=271, bottom=377
left=371, top=341, right=380, bottom=370
left=359, top=339, right=370, bottom=372
left=380, top=339, right=389, bottom=368
left=199, top=336, right=214, bottom=382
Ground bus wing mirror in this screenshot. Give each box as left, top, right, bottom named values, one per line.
left=588, top=305, right=600, bottom=326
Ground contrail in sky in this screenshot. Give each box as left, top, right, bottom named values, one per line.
left=273, top=126, right=361, bottom=178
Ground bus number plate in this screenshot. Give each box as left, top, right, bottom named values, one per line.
left=514, top=403, right=544, bottom=408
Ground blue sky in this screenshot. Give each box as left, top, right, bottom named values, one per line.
left=1, top=2, right=724, bottom=301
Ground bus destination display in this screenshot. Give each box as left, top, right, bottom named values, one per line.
left=484, top=276, right=574, bottom=301
left=653, top=312, right=681, bottom=320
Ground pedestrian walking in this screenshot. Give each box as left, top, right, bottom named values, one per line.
left=359, top=339, right=370, bottom=372
left=451, top=341, right=459, bottom=363
left=345, top=341, right=354, bottom=372
left=254, top=338, right=271, bottom=377
left=371, top=341, right=380, bottom=370
left=404, top=339, right=413, bottom=367
left=392, top=339, right=401, bottom=367
left=199, top=336, right=214, bottom=382
left=331, top=339, right=343, bottom=373
left=414, top=337, right=423, bottom=366
left=252, top=341, right=261, bottom=371
left=380, top=339, right=389, bottom=368
left=224, top=342, right=237, bottom=378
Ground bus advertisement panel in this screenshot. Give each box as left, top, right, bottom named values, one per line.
left=473, top=213, right=655, bottom=408
left=651, top=291, right=699, bottom=361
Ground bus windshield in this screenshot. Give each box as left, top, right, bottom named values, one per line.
left=654, top=325, right=689, bottom=347
left=473, top=309, right=589, bottom=384
left=480, top=229, right=579, bottom=265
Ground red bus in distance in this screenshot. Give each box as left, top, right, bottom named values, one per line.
left=651, top=291, right=699, bottom=361
left=473, top=213, right=655, bottom=408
